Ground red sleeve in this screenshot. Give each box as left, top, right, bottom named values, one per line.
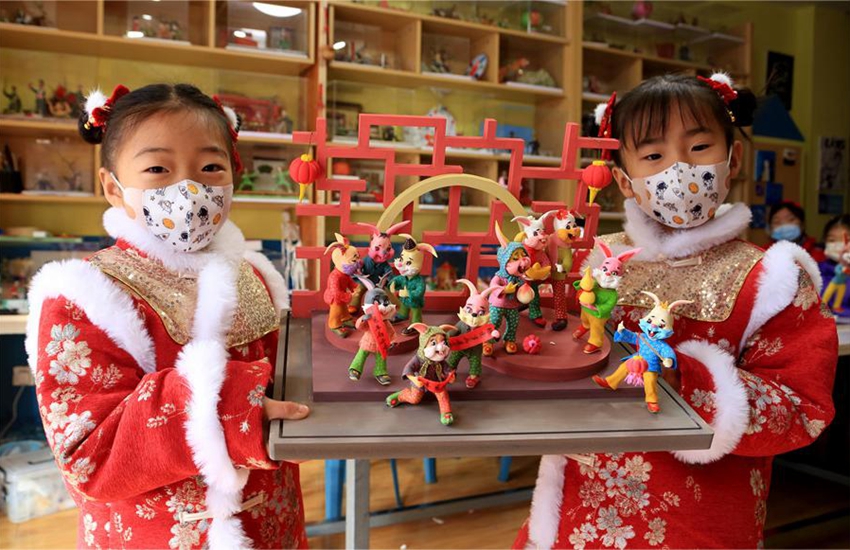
left=34, top=296, right=274, bottom=502
left=675, top=270, right=837, bottom=463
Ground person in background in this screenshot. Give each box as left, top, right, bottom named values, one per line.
left=768, top=200, right=826, bottom=261
left=818, top=214, right=850, bottom=312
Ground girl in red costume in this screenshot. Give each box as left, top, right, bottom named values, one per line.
left=514, top=73, right=837, bottom=549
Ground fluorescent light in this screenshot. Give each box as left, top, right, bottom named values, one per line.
left=333, top=41, right=346, bottom=51
left=234, top=30, right=247, bottom=38
left=252, top=2, right=301, bottom=18
left=141, top=14, right=153, bottom=21
left=126, top=30, right=144, bottom=38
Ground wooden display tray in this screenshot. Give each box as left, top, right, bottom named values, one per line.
left=314, top=309, right=617, bottom=402
left=269, top=313, right=714, bottom=461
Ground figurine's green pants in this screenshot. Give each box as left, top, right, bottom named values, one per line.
left=528, top=283, right=543, bottom=320
left=397, top=303, right=423, bottom=323
left=489, top=306, right=519, bottom=342
left=447, top=349, right=482, bottom=377
left=349, top=349, right=388, bottom=377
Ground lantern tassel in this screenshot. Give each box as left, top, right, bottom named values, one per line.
left=298, top=183, right=308, bottom=203
left=588, top=187, right=600, bottom=205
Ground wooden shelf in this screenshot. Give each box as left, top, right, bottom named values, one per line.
left=329, top=61, right=563, bottom=102
left=0, top=118, right=79, bottom=137
left=582, top=91, right=612, bottom=103
left=582, top=42, right=713, bottom=72
left=0, top=23, right=313, bottom=76
left=331, top=2, right=569, bottom=45
left=238, top=131, right=295, bottom=146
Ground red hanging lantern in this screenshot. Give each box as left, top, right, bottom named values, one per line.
left=582, top=160, right=613, bottom=205
left=289, top=152, right=323, bottom=203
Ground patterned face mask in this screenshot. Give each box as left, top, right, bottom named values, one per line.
left=625, top=148, right=732, bottom=228
left=112, top=173, right=233, bottom=253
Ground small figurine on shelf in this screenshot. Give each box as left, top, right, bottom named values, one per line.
left=435, top=261, right=458, bottom=291
left=350, top=221, right=410, bottom=313
left=573, top=239, right=642, bottom=354
left=274, top=165, right=295, bottom=194
left=324, top=233, right=362, bottom=338
left=512, top=212, right=556, bottom=328
left=47, top=85, right=72, bottom=118
left=237, top=170, right=257, bottom=192
left=349, top=275, right=397, bottom=386
left=518, top=69, right=557, bottom=88
left=465, top=53, right=488, bottom=80
left=447, top=279, right=499, bottom=389
left=549, top=209, right=582, bottom=331
left=28, top=79, right=48, bottom=117
left=391, top=235, right=437, bottom=334
left=485, top=224, right=535, bottom=356
left=631, top=0, right=654, bottom=20
left=427, top=48, right=452, bottom=74
left=386, top=323, right=458, bottom=426
left=594, top=292, right=692, bottom=414
left=2, top=85, right=22, bottom=114
left=499, top=58, right=530, bottom=83
left=521, top=9, right=542, bottom=31
left=822, top=234, right=850, bottom=313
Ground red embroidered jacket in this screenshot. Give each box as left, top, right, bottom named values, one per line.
left=26, top=208, right=307, bottom=550
left=515, top=202, right=838, bottom=549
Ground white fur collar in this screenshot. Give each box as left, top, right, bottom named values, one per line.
left=623, top=199, right=752, bottom=261
left=103, top=207, right=246, bottom=274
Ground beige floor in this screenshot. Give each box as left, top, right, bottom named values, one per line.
left=2, top=456, right=848, bottom=549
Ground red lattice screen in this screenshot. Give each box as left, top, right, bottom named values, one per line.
left=290, top=114, right=618, bottom=317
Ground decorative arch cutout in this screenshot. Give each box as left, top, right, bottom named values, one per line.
left=376, top=174, right=527, bottom=232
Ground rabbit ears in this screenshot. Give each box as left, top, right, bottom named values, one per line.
left=355, top=272, right=391, bottom=291
left=324, top=232, right=352, bottom=255
left=399, top=233, right=437, bottom=257
left=595, top=238, right=642, bottom=263
left=495, top=223, right=510, bottom=247
left=358, top=220, right=410, bottom=238
left=641, top=291, right=694, bottom=313
left=457, top=278, right=498, bottom=300
left=511, top=210, right=559, bottom=227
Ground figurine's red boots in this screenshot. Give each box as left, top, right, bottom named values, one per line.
left=505, top=341, right=518, bottom=354
left=483, top=342, right=494, bottom=357
left=532, top=317, right=547, bottom=328
left=465, top=375, right=480, bottom=389
left=592, top=375, right=612, bottom=390
left=551, top=319, right=568, bottom=332
left=572, top=325, right=589, bottom=339
left=647, top=402, right=661, bottom=414
left=583, top=343, right=600, bottom=354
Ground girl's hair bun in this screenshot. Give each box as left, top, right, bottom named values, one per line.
left=730, top=87, right=757, bottom=128
left=78, top=110, right=104, bottom=144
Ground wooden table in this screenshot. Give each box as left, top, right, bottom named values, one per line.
left=269, top=313, right=714, bottom=548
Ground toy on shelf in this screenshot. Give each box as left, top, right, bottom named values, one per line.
left=512, top=211, right=556, bottom=328
left=435, top=261, right=458, bottom=291
left=289, top=152, right=323, bottom=203
left=465, top=53, right=488, bottom=80
left=390, top=235, right=438, bottom=335
left=822, top=234, right=850, bottom=313
left=2, top=85, right=22, bottom=114
left=387, top=323, right=458, bottom=426
left=323, top=233, right=361, bottom=338
left=28, top=80, right=48, bottom=117
left=498, top=58, right=530, bottom=83
left=426, top=48, right=452, bottom=74
left=350, top=221, right=410, bottom=313
left=485, top=224, right=535, bottom=356
left=349, top=274, right=397, bottom=386
left=447, top=279, right=499, bottom=389
left=549, top=209, right=582, bottom=331
left=594, top=291, right=692, bottom=414
left=237, top=170, right=257, bottom=192
left=573, top=239, right=641, bottom=354
left=631, top=0, right=654, bottom=19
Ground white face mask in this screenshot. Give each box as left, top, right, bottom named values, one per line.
left=625, top=149, right=732, bottom=228
left=825, top=242, right=845, bottom=262
left=112, top=173, right=233, bottom=253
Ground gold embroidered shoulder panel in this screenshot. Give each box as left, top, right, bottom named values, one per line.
left=601, top=233, right=763, bottom=322
left=89, top=247, right=278, bottom=347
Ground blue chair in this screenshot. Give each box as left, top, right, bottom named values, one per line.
left=422, top=456, right=514, bottom=483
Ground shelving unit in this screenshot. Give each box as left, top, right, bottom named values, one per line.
left=0, top=0, right=754, bottom=290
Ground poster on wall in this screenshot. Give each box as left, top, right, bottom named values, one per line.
left=766, top=51, right=794, bottom=110
left=818, top=136, right=847, bottom=215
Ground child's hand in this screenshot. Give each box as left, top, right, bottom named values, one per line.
left=399, top=288, right=409, bottom=298
left=263, top=398, right=310, bottom=421
left=617, top=321, right=626, bottom=333
left=662, top=358, right=674, bottom=369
